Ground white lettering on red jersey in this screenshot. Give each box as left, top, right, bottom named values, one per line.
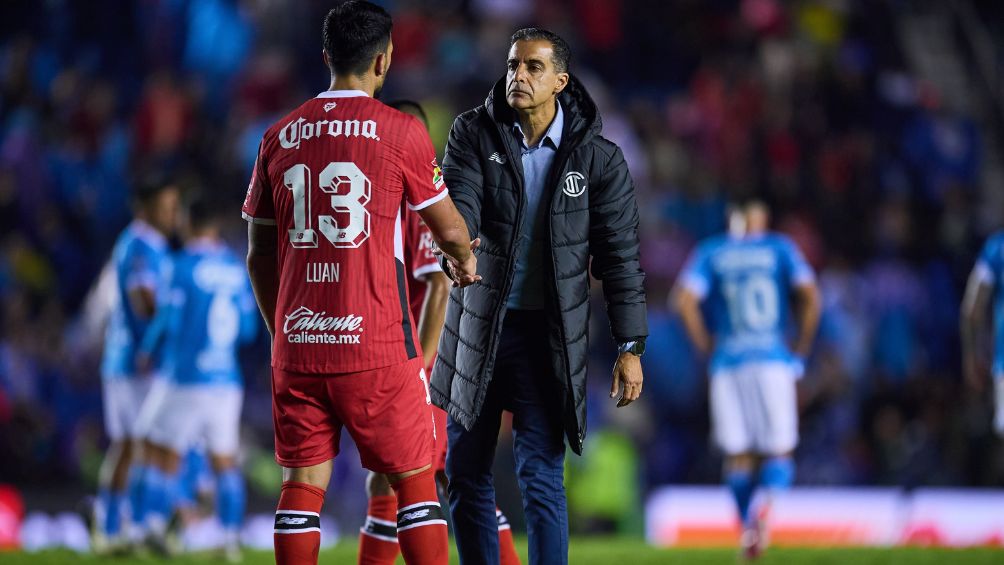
left=242, top=90, right=447, bottom=374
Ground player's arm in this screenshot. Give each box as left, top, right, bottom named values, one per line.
left=246, top=223, right=279, bottom=337
left=791, top=281, right=821, bottom=359
left=781, top=238, right=820, bottom=362
left=136, top=303, right=167, bottom=374
left=128, top=287, right=157, bottom=319
left=137, top=268, right=184, bottom=372
left=404, top=116, right=480, bottom=287
left=417, top=270, right=451, bottom=368
left=673, top=286, right=711, bottom=356
left=417, top=199, right=480, bottom=287
left=961, top=264, right=994, bottom=390
left=673, top=246, right=713, bottom=356
left=126, top=247, right=159, bottom=319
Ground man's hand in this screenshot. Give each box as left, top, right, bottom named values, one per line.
left=963, top=355, right=988, bottom=393
left=435, top=238, right=482, bottom=288
left=610, top=352, right=643, bottom=407
left=135, top=352, right=152, bottom=375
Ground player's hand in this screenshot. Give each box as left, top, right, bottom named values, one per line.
left=963, top=355, right=988, bottom=393
left=135, top=352, right=152, bottom=375
left=437, top=238, right=482, bottom=288
left=610, top=352, right=643, bottom=407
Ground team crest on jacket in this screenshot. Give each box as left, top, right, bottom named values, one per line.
left=562, top=171, right=587, bottom=197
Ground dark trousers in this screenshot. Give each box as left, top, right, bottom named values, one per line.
left=446, top=309, right=568, bottom=565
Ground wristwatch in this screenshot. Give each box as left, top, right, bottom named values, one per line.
left=617, top=340, right=646, bottom=357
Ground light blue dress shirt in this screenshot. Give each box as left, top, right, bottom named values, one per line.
left=507, top=101, right=564, bottom=310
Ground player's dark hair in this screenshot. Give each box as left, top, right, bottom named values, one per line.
left=510, top=27, right=571, bottom=73
left=188, top=196, right=220, bottom=231
left=388, top=100, right=428, bottom=128
left=322, top=0, right=393, bottom=77
left=132, top=173, right=174, bottom=207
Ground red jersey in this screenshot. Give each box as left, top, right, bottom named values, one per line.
left=402, top=208, right=442, bottom=320
left=242, top=90, right=447, bottom=374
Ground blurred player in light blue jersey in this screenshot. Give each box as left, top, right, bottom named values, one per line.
left=136, top=197, right=257, bottom=560
left=94, top=178, right=180, bottom=552
left=961, top=231, right=1004, bottom=436
left=674, top=199, right=821, bottom=561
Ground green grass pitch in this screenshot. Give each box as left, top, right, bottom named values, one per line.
left=4, top=538, right=1004, bottom=564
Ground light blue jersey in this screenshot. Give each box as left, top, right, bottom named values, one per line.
left=101, top=220, right=171, bottom=380
left=972, top=231, right=1004, bottom=377
left=142, top=239, right=257, bottom=386
left=680, top=232, right=815, bottom=374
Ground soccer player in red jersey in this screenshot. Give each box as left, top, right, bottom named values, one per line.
left=242, top=3, right=479, bottom=564
left=356, top=101, right=521, bottom=565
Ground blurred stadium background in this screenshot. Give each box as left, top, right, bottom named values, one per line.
left=3, top=0, right=1004, bottom=559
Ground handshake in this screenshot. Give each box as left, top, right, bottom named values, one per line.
left=432, top=238, right=482, bottom=288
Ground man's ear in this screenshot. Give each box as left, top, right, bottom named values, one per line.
left=374, top=52, right=388, bottom=78
left=322, top=50, right=331, bottom=70
left=554, top=72, right=569, bottom=96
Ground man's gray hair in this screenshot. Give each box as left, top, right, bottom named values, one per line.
left=510, top=27, right=570, bottom=73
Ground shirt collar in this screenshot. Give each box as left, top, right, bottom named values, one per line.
left=186, top=237, right=224, bottom=254
left=131, top=219, right=167, bottom=249
left=316, top=90, right=369, bottom=99
left=513, top=100, right=564, bottom=150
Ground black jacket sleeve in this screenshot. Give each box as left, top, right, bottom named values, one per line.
left=588, top=142, right=648, bottom=342
left=442, top=113, right=484, bottom=240
left=439, top=113, right=485, bottom=278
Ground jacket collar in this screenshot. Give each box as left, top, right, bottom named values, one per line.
left=512, top=100, right=564, bottom=150
left=485, top=73, right=601, bottom=148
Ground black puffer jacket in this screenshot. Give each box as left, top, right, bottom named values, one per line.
left=430, top=75, right=647, bottom=454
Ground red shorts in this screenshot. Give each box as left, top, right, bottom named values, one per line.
left=271, top=357, right=434, bottom=473
left=432, top=405, right=448, bottom=472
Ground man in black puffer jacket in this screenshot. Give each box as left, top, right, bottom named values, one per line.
left=431, top=28, right=648, bottom=565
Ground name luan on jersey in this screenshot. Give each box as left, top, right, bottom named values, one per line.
left=242, top=90, right=447, bottom=374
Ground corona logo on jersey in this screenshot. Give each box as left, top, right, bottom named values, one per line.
left=279, top=116, right=379, bottom=150
left=283, top=306, right=364, bottom=344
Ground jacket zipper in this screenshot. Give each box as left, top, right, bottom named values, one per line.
left=544, top=141, right=583, bottom=451
left=481, top=119, right=525, bottom=390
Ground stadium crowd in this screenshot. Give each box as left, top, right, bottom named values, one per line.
left=0, top=0, right=1000, bottom=533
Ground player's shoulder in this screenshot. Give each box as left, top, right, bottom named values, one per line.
left=261, top=98, right=320, bottom=142
left=983, top=230, right=1004, bottom=252
left=127, top=225, right=167, bottom=257
left=764, top=231, right=799, bottom=251
left=376, top=104, right=426, bottom=138
left=696, top=234, right=730, bottom=257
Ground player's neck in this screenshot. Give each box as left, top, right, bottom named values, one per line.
left=328, top=74, right=374, bottom=97
left=134, top=213, right=165, bottom=237
left=516, top=98, right=557, bottom=147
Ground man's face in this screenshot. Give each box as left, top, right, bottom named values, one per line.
left=505, top=39, right=568, bottom=111
left=148, top=187, right=180, bottom=235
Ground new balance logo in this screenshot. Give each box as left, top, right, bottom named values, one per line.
left=397, top=502, right=447, bottom=531
left=489, top=152, right=507, bottom=165
left=401, top=509, right=430, bottom=522
left=274, top=512, right=321, bottom=533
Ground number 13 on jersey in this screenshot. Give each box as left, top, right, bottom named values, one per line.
left=284, top=162, right=371, bottom=249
